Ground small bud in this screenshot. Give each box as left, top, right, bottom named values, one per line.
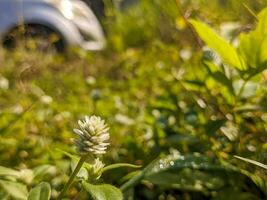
left=92, top=158, right=105, bottom=179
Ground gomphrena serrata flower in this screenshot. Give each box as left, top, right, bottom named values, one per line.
left=73, top=115, right=110, bottom=155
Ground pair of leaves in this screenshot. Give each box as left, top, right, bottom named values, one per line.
left=0, top=164, right=55, bottom=183
left=0, top=180, right=28, bottom=200
left=120, top=154, right=229, bottom=193
left=190, top=7, right=267, bottom=77
left=238, top=8, right=267, bottom=69
left=82, top=182, right=123, bottom=200
left=0, top=165, right=54, bottom=199
left=0, top=181, right=51, bottom=200
left=190, top=19, right=245, bottom=71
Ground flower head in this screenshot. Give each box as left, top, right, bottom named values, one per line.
left=73, top=115, right=110, bottom=155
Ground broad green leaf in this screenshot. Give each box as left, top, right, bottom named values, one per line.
left=238, top=7, right=267, bottom=70
left=189, top=19, right=244, bottom=70
left=122, top=153, right=267, bottom=195
left=82, top=182, right=123, bottom=200
left=28, top=182, right=51, bottom=200
left=101, top=163, right=141, bottom=173
left=0, top=180, right=28, bottom=200
left=120, top=154, right=228, bottom=192
left=234, top=156, right=267, bottom=170
left=144, top=154, right=228, bottom=178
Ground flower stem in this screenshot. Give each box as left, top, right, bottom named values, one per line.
left=57, top=155, right=87, bottom=200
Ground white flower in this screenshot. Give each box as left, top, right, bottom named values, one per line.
left=73, top=115, right=110, bottom=155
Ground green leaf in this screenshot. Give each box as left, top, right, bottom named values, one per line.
left=82, top=182, right=123, bottom=200
left=120, top=154, right=228, bottom=192
left=28, top=182, right=51, bottom=200
left=144, top=154, right=228, bottom=178
left=234, top=156, right=267, bottom=170
left=0, top=166, right=19, bottom=177
left=189, top=19, right=244, bottom=70
left=0, top=180, right=28, bottom=200
left=238, top=7, right=267, bottom=70
left=122, top=154, right=267, bottom=195
left=102, top=163, right=141, bottom=173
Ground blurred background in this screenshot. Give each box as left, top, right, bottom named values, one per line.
left=0, top=0, right=267, bottom=199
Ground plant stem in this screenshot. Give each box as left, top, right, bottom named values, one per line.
left=57, top=155, right=87, bottom=200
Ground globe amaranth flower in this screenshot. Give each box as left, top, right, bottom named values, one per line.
left=73, top=115, right=110, bottom=155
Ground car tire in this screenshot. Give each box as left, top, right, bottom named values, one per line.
left=3, top=24, right=65, bottom=52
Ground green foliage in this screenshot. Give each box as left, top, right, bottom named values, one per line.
left=28, top=182, right=51, bottom=200
left=82, top=182, right=123, bottom=200
left=238, top=7, right=267, bottom=69
left=234, top=156, right=267, bottom=170
left=0, top=180, right=28, bottom=200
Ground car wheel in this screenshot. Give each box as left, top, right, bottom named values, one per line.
left=3, top=24, right=65, bottom=53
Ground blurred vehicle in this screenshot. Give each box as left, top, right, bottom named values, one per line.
left=0, top=0, right=106, bottom=51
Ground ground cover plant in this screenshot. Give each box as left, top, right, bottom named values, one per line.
left=0, top=0, right=266, bottom=199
